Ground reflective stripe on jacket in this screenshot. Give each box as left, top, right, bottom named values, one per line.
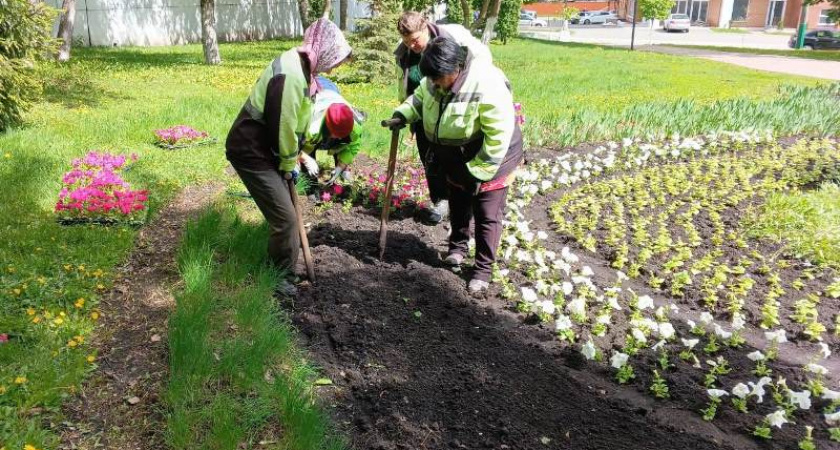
left=226, top=49, right=312, bottom=172
left=395, top=59, right=516, bottom=181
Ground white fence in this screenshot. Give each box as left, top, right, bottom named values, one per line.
left=46, top=0, right=373, bottom=47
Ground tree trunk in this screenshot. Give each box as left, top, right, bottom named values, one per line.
left=298, top=0, right=313, bottom=29
left=480, top=0, right=501, bottom=44
left=200, top=0, right=221, bottom=65
left=459, top=0, right=471, bottom=27
left=56, top=0, right=76, bottom=62
left=472, top=0, right=490, bottom=30
left=339, top=0, right=348, bottom=29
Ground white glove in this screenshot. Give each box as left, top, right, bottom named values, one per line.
left=325, top=166, right=351, bottom=186
left=299, top=152, right=319, bottom=177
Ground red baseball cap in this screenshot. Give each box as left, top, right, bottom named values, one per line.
left=325, top=103, right=354, bottom=138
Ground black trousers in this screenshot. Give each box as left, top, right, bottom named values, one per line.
left=447, top=185, right=509, bottom=282
left=412, top=122, right=448, bottom=204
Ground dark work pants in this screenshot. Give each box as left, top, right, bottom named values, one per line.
left=448, top=185, right=509, bottom=282
left=412, top=122, right=448, bottom=204
left=233, top=166, right=300, bottom=279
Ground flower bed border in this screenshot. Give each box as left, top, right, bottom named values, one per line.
left=153, top=137, right=217, bottom=150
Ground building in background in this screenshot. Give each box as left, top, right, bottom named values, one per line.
left=46, top=0, right=370, bottom=47
left=615, top=0, right=836, bottom=28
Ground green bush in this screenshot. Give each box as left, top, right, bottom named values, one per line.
left=334, top=10, right=402, bottom=84
left=495, top=0, right=522, bottom=43
left=0, top=0, right=58, bottom=131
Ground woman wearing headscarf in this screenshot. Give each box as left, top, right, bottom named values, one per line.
left=225, top=18, right=351, bottom=296
left=390, top=37, right=523, bottom=294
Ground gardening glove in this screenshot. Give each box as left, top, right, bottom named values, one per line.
left=281, top=168, right=299, bottom=185
left=386, top=112, right=407, bottom=131
left=325, top=164, right=351, bottom=186
left=299, top=152, right=319, bottom=177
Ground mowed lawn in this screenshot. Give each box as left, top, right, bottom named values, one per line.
left=0, top=37, right=828, bottom=448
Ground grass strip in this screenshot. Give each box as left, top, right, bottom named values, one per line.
left=166, top=204, right=344, bottom=450
left=662, top=44, right=840, bottom=62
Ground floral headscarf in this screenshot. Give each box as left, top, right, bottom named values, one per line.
left=298, top=18, right=352, bottom=96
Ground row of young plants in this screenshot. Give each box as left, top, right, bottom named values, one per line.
left=490, top=132, right=840, bottom=447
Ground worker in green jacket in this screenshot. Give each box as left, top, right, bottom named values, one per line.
left=297, top=77, right=364, bottom=186
left=394, top=11, right=493, bottom=224
left=390, top=37, right=524, bottom=294
left=225, top=19, right=351, bottom=296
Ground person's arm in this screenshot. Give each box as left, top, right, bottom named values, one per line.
left=336, top=123, right=362, bottom=166
left=394, top=79, right=427, bottom=123
left=274, top=77, right=307, bottom=172
left=468, top=86, right=515, bottom=181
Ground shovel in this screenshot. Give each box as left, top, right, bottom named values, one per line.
left=287, top=178, right=316, bottom=282
left=377, top=118, right=403, bottom=260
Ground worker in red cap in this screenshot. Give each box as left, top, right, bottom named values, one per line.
left=298, top=79, right=365, bottom=186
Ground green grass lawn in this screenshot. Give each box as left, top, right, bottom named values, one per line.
left=0, top=37, right=836, bottom=449
left=663, top=44, right=840, bottom=62
left=710, top=27, right=752, bottom=33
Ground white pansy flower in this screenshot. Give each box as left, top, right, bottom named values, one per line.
left=596, top=314, right=612, bottom=325
left=521, top=287, right=538, bottom=303
left=581, top=339, right=598, bottom=360
left=535, top=279, right=548, bottom=293
left=631, top=328, right=647, bottom=343
left=540, top=180, right=552, bottom=192
left=699, top=312, right=714, bottom=325
left=669, top=304, right=680, bottom=314
left=615, top=271, right=628, bottom=282
left=651, top=340, right=667, bottom=351
left=818, top=343, right=831, bottom=359
left=539, top=300, right=556, bottom=316
left=562, top=282, right=574, bottom=296
left=732, top=383, right=750, bottom=399
left=658, top=323, right=676, bottom=340
left=765, top=329, right=787, bottom=343
left=825, top=411, right=840, bottom=426
left=555, top=315, right=573, bottom=331
left=713, top=324, right=732, bottom=339
left=534, top=252, right=546, bottom=267
left=636, top=295, right=654, bottom=310
left=537, top=231, right=548, bottom=240
left=788, top=390, right=812, bottom=410
left=749, top=377, right=772, bottom=403
left=731, top=314, right=745, bottom=331
left=515, top=249, right=532, bottom=263
left=707, top=389, right=728, bottom=399
left=610, top=352, right=629, bottom=369
left=681, top=338, right=699, bottom=349
left=766, top=410, right=789, bottom=429
left=822, top=389, right=840, bottom=401
left=607, top=296, right=622, bottom=310
left=747, top=351, right=765, bottom=362
left=685, top=319, right=697, bottom=329
left=567, top=298, right=586, bottom=318
left=580, top=266, right=594, bottom=277
left=504, top=234, right=518, bottom=246
left=553, top=259, right=572, bottom=275
left=805, top=364, right=828, bottom=376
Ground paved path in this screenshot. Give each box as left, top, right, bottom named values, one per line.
left=640, top=45, right=840, bottom=81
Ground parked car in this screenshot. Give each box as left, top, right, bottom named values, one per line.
left=788, top=29, right=840, bottom=50
left=570, top=11, right=617, bottom=25
left=519, top=12, right=548, bottom=27
left=663, top=13, right=691, bottom=32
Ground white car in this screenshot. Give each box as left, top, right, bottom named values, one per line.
left=519, top=13, right=548, bottom=27
left=663, top=13, right=691, bottom=32
left=571, top=11, right=617, bottom=25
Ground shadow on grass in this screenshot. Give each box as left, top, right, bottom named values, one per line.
left=41, top=67, right=131, bottom=109
left=516, top=36, right=631, bottom=52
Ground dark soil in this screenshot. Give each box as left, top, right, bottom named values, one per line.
left=293, top=211, right=750, bottom=450
left=293, top=143, right=839, bottom=450
left=60, top=183, right=222, bottom=450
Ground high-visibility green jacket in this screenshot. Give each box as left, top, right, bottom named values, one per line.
left=301, top=90, right=363, bottom=166
left=395, top=59, right=517, bottom=181
left=225, top=49, right=312, bottom=172
left=394, top=23, right=492, bottom=102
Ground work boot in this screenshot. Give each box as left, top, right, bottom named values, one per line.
left=274, top=279, right=298, bottom=298
left=443, top=253, right=464, bottom=273
left=468, top=279, right=489, bottom=294
left=427, top=199, right=449, bottom=224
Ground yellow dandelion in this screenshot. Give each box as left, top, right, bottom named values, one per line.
left=53, top=317, right=64, bottom=325
left=14, top=376, right=27, bottom=384
left=32, top=316, right=41, bottom=324
left=74, top=335, right=84, bottom=343
left=96, top=284, right=105, bottom=290
left=3, top=152, right=9, bottom=158
left=26, top=308, right=35, bottom=316
left=43, top=311, right=53, bottom=319
left=24, top=445, right=40, bottom=450
left=6, top=266, right=15, bottom=273
left=91, top=311, right=100, bottom=321
left=0, top=385, right=6, bottom=394
left=67, top=339, right=78, bottom=348
left=74, top=298, right=85, bottom=308
left=93, top=269, right=104, bottom=277
left=78, top=265, right=85, bottom=272
left=63, top=264, right=72, bottom=271
left=13, top=289, right=20, bottom=295
left=59, top=311, right=66, bottom=317
left=86, top=355, right=95, bottom=363
left=37, top=277, right=46, bottom=285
